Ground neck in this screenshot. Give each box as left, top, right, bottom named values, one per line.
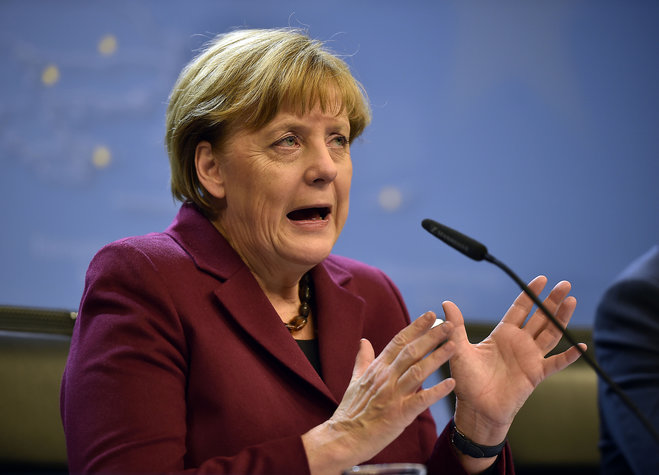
left=211, top=218, right=310, bottom=296
left=209, top=217, right=315, bottom=337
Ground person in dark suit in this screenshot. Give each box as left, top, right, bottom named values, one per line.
left=594, top=245, right=659, bottom=474
left=61, top=28, right=585, bottom=474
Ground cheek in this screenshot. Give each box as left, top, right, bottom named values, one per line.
left=334, top=164, right=352, bottom=231
left=338, top=162, right=353, bottom=201
left=225, top=162, right=280, bottom=206
left=224, top=183, right=278, bottom=229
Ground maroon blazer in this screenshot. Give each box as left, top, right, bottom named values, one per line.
left=61, top=203, right=513, bottom=474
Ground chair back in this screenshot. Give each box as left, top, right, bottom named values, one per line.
left=0, top=306, right=76, bottom=473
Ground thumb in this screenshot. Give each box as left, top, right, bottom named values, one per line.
left=442, top=301, right=465, bottom=328
left=442, top=301, right=468, bottom=345
left=351, top=338, right=375, bottom=382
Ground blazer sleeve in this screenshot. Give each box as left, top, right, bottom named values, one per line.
left=60, top=241, right=312, bottom=474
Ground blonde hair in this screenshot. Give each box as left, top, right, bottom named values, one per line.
left=165, top=28, right=371, bottom=217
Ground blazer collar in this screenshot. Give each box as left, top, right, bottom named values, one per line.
left=165, top=203, right=245, bottom=281
left=165, top=204, right=366, bottom=405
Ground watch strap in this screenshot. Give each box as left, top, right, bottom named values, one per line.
left=450, top=420, right=506, bottom=458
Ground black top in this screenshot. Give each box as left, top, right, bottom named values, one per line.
left=295, top=339, right=322, bottom=376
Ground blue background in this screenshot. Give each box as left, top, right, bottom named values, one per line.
left=1, top=0, right=658, bottom=331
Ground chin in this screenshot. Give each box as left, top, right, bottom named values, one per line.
left=289, top=245, right=334, bottom=268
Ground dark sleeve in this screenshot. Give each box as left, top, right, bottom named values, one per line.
left=60, top=242, right=311, bottom=474
left=594, top=277, right=659, bottom=474
left=426, top=421, right=514, bottom=475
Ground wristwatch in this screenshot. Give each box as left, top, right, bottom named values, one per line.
left=450, top=420, right=506, bottom=458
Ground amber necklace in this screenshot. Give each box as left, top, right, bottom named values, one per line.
left=284, top=272, right=312, bottom=333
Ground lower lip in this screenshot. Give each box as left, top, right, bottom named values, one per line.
left=287, top=215, right=331, bottom=230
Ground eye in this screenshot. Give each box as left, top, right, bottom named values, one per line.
left=328, top=135, right=349, bottom=148
left=275, top=135, right=299, bottom=148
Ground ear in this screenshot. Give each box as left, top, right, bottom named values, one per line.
left=195, top=141, right=225, bottom=199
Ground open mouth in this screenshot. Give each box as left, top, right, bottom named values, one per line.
left=287, top=207, right=331, bottom=221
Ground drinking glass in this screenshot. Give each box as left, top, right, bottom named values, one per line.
left=342, top=463, right=426, bottom=475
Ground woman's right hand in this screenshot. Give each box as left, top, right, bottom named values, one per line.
left=302, top=311, right=457, bottom=475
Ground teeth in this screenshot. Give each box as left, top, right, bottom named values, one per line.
left=287, top=207, right=329, bottom=221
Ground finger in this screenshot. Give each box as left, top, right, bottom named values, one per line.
left=501, top=275, right=547, bottom=326
left=351, top=338, right=375, bottom=382
left=378, top=311, right=438, bottom=365
left=554, top=295, right=577, bottom=327
left=535, top=296, right=577, bottom=354
left=390, top=319, right=454, bottom=375
left=524, top=280, right=572, bottom=338
left=396, top=339, right=456, bottom=395
left=403, top=377, right=456, bottom=420
left=341, top=340, right=377, bottom=417
left=543, top=343, right=587, bottom=379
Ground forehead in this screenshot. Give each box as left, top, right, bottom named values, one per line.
left=272, top=101, right=350, bottom=127
left=223, top=84, right=351, bottom=143
left=278, top=82, right=347, bottom=117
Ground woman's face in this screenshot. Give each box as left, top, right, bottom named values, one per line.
left=210, top=103, right=352, bottom=278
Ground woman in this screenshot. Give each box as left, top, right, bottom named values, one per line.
left=61, top=28, right=583, bottom=474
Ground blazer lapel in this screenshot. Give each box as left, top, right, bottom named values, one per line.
left=312, top=261, right=366, bottom=403
left=213, top=265, right=338, bottom=405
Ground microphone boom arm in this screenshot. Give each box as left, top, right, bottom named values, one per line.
left=484, top=252, right=659, bottom=444
left=422, top=218, right=659, bottom=444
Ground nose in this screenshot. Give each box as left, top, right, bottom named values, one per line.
left=304, top=142, right=338, bottom=186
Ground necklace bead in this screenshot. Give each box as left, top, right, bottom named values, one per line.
left=284, top=273, right=312, bottom=333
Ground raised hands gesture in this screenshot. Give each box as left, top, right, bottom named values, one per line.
left=302, top=275, right=584, bottom=475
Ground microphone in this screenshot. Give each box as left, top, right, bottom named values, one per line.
left=421, top=218, right=659, bottom=444
left=421, top=219, right=487, bottom=261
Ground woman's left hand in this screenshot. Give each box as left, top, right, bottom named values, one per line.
left=444, top=275, right=585, bottom=448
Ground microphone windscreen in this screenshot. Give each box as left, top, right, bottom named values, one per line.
left=422, top=219, right=488, bottom=261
